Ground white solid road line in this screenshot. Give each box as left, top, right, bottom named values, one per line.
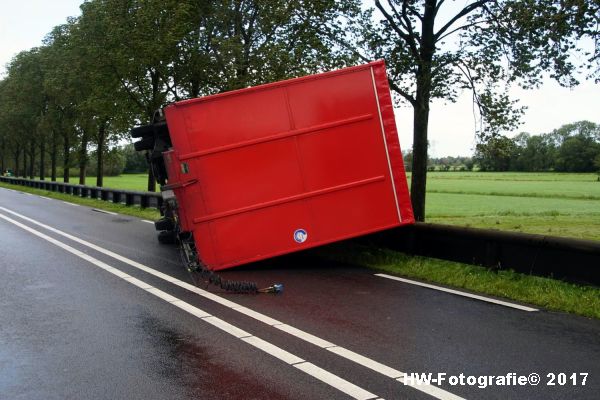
left=0, top=205, right=467, bottom=400
left=141, top=219, right=154, bottom=224
left=375, top=273, right=538, bottom=312
left=0, top=210, right=380, bottom=400
left=62, top=201, right=80, bottom=207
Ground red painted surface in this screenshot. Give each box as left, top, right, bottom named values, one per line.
left=163, top=60, right=414, bottom=270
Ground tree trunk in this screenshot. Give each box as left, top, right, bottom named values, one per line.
left=145, top=108, right=157, bottom=192
left=411, top=103, right=429, bottom=221
left=39, top=137, right=46, bottom=180
left=51, top=130, right=57, bottom=181
left=147, top=163, right=156, bottom=192
left=29, top=139, right=35, bottom=179
left=409, top=0, right=436, bottom=222
left=22, top=143, right=27, bottom=178
left=14, top=148, right=20, bottom=177
left=63, top=134, right=70, bottom=183
left=0, top=139, right=4, bottom=173
left=79, top=131, right=88, bottom=185
left=96, top=121, right=107, bottom=187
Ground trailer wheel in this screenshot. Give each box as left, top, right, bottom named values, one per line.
left=134, top=136, right=155, bottom=151
left=154, top=217, right=175, bottom=232
left=157, top=230, right=177, bottom=245
left=130, top=124, right=154, bottom=138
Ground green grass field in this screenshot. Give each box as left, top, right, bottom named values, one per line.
left=422, top=172, right=600, bottom=241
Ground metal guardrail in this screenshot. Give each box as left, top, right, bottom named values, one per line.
left=2, top=175, right=598, bottom=285
left=0, top=176, right=163, bottom=209
left=365, top=223, right=600, bottom=286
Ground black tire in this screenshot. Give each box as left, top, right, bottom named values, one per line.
left=131, top=124, right=154, bottom=138
left=154, top=217, right=175, bottom=231
left=154, top=121, right=169, bottom=138
left=134, top=136, right=155, bottom=151
left=157, top=230, right=177, bottom=245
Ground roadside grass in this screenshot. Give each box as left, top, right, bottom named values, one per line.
left=53, top=174, right=156, bottom=192
left=318, top=242, right=600, bottom=320
left=0, top=182, right=160, bottom=221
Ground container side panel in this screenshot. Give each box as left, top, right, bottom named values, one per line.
left=295, top=117, right=387, bottom=192
left=162, top=150, right=191, bottom=233
left=180, top=88, right=291, bottom=154
left=286, top=69, right=375, bottom=130
left=308, top=181, right=399, bottom=241
left=193, top=223, right=219, bottom=267
left=191, top=138, right=304, bottom=215
left=207, top=202, right=314, bottom=269
left=371, top=63, right=414, bottom=223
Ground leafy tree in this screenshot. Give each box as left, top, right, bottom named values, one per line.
left=474, top=135, right=517, bottom=171
left=42, top=23, right=83, bottom=183
left=2, top=49, right=47, bottom=179
left=77, top=0, right=362, bottom=190
left=122, top=143, right=149, bottom=173
left=594, top=154, right=600, bottom=180
left=555, top=135, right=600, bottom=172
left=517, top=134, right=557, bottom=171
left=356, top=0, right=600, bottom=220
left=89, top=147, right=126, bottom=177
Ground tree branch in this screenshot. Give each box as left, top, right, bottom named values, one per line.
left=437, top=17, right=493, bottom=42
left=375, top=0, right=420, bottom=60
left=434, top=0, right=491, bottom=41
left=388, top=79, right=416, bottom=105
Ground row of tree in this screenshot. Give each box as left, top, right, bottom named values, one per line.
left=0, top=0, right=363, bottom=189
left=474, top=121, right=600, bottom=172
left=1, top=1, right=598, bottom=220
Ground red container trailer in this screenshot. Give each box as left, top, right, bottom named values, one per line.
left=133, top=60, right=413, bottom=273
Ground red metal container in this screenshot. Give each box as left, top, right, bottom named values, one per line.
left=162, top=60, right=414, bottom=270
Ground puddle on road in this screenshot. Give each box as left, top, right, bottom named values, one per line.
left=138, top=314, right=291, bottom=400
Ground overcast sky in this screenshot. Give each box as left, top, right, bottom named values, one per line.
left=1, top=0, right=597, bottom=157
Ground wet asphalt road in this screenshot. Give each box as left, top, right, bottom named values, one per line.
left=0, top=186, right=599, bottom=400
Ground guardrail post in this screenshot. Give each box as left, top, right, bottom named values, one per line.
left=112, top=191, right=122, bottom=204
left=140, top=195, right=149, bottom=208
left=100, top=190, right=109, bottom=201
left=125, top=193, right=134, bottom=206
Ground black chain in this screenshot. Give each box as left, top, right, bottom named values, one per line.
left=179, top=235, right=258, bottom=294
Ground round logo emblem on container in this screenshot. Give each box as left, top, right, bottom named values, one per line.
left=294, top=229, right=307, bottom=243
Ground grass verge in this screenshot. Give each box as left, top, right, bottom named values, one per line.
left=317, top=243, right=600, bottom=320
left=0, top=182, right=161, bottom=221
